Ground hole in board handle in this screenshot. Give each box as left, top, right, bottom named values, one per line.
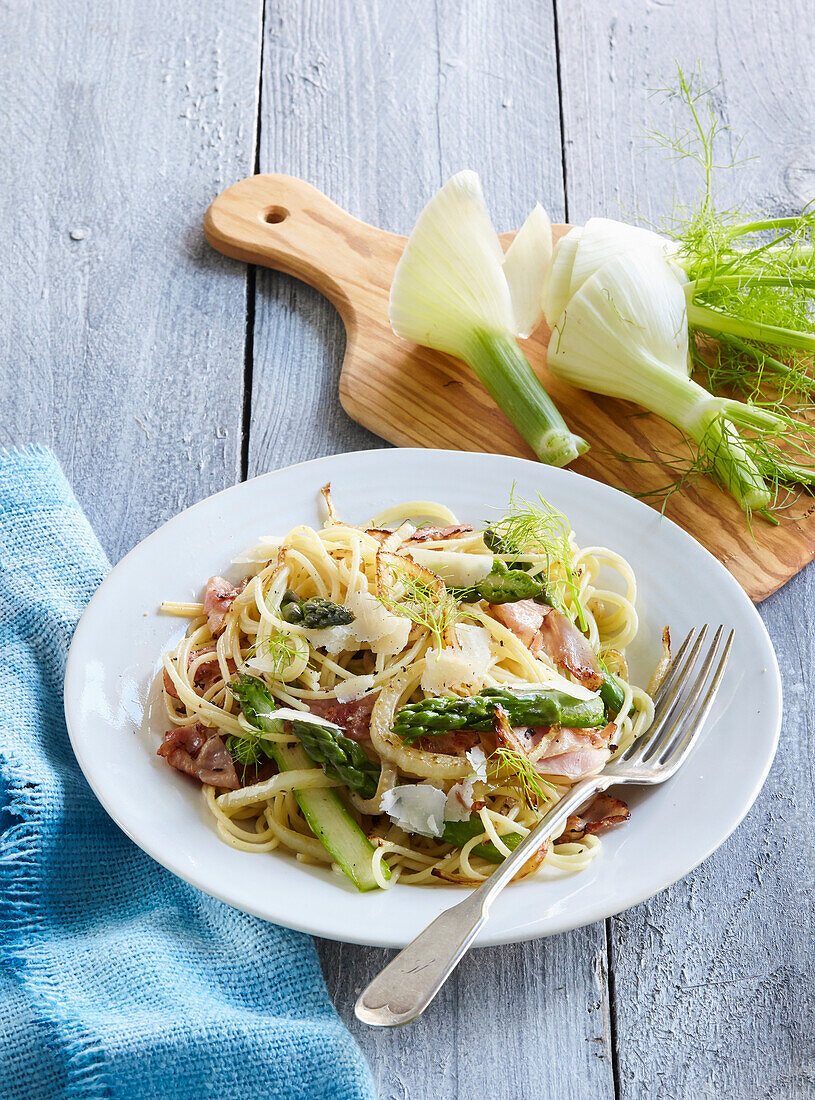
left=264, top=206, right=289, bottom=224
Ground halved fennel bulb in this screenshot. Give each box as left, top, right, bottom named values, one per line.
left=389, top=171, right=587, bottom=467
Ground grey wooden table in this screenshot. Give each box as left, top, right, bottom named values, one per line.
left=3, top=1, right=813, bottom=1096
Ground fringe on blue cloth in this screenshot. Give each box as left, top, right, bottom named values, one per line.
left=0, top=446, right=376, bottom=1100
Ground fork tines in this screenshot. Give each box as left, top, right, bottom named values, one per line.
left=618, top=624, right=734, bottom=772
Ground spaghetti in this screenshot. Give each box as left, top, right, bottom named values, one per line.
left=158, top=489, right=656, bottom=891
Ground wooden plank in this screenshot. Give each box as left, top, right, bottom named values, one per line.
left=250, top=2, right=614, bottom=1096
left=0, top=0, right=262, bottom=560
left=321, top=926, right=614, bottom=1100
left=556, top=2, right=815, bottom=1094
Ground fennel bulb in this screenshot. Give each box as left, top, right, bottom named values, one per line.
left=389, top=171, right=588, bottom=467
left=548, top=251, right=777, bottom=511
left=545, top=220, right=681, bottom=328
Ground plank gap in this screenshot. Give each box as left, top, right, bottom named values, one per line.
left=551, top=0, right=570, bottom=223
left=605, top=919, right=622, bottom=1100
left=241, top=267, right=256, bottom=482
left=241, top=0, right=268, bottom=482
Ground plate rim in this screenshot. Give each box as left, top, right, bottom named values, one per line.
left=64, top=447, right=783, bottom=947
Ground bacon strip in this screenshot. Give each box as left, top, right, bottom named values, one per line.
left=406, top=523, right=474, bottom=542
left=163, top=665, right=180, bottom=700
left=490, top=599, right=547, bottom=647
left=560, top=793, right=630, bottom=842
left=189, top=645, right=237, bottom=691
left=157, top=722, right=240, bottom=789
left=203, top=576, right=246, bottom=636
left=417, top=730, right=480, bottom=755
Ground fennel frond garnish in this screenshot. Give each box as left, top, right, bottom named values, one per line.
left=489, top=488, right=586, bottom=626
left=376, top=551, right=457, bottom=649
left=245, top=630, right=298, bottom=670
left=487, top=745, right=556, bottom=811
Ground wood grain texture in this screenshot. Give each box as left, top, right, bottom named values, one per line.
left=247, top=3, right=614, bottom=1097
left=207, top=170, right=815, bottom=603
left=557, top=2, right=815, bottom=1096
left=321, top=927, right=614, bottom=1100
left=0, top=0, right=262, bottom=561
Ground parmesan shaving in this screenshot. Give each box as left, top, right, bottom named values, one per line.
left=408, top=548, right=493, bottom=587
left=302, top=588, right=411, bottom=657
left=380, top=785, right=447, bottom=838
left=444, top=781, right=475, bottom=822
left=421, top=623, right=493, bottom=694
left=334, top=674, right=376, bottom=703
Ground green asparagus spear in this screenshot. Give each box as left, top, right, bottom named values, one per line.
left=229, top=675, right=386, bottom=890
left=598, top=672, right=626, bottom=716
left=451, top=558, right=546, bottom=604
left=393, top=687, right=605, bottom=743
left=280, top=589, right=354, bottom=628
left=476, top=559, right=545, bottom=603
left=290, top=720, right=380, bottom=800
left=228, top=715, right=380, bottom=799
left=483, top=527, right=534, bottom=573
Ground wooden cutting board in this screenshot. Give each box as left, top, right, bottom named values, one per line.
left=205, top=173, right=815, bottom=602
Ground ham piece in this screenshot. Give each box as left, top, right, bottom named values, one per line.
left=203, top=576, right=246, bottom=636
left=535, top=722, right=617, bottom=780
left=163, top=646, right=236, bottom=699
left=188, top=645, right=237, bottom=690
left=163, top=666, right=180, bottom=700
left=532, top=607, right=604, bottom=690
left=490, top=599, right=547, bottom=647
left=491, top=600, right=603, bottom=690
left=306, top=694, right=378, bottom=744
left=417, top=730, right=480, bottom=755
left=157, top=722, right=240, bottom=789
left=560, top=793, right=630, bottom=842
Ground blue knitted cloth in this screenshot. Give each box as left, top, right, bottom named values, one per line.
left=0, top=447, right=376, bottom=1100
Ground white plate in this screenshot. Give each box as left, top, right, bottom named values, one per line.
left=64, top=449, right=781, bottom=947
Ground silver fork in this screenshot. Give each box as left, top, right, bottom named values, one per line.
left=355, top=624, right=733, bottom=1027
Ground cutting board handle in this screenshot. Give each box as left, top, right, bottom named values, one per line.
left=204, top=174, right=393, bottom=326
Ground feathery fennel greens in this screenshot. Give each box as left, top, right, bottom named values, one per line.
left=545, top=65, right=815, bottom=518
left=650, top=65, right=815, bottom=402
left=487, top=744, right=556, bottom=809
left=244, top=629, right=298, bottom=672
left=488, top=488, right=586, bottom=627
left=642, top=65, right=815, bottom=510
left=376, top=554, right=457, bottom=649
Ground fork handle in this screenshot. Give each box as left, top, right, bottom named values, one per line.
left=355, top=776, right=611, bottom=1027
